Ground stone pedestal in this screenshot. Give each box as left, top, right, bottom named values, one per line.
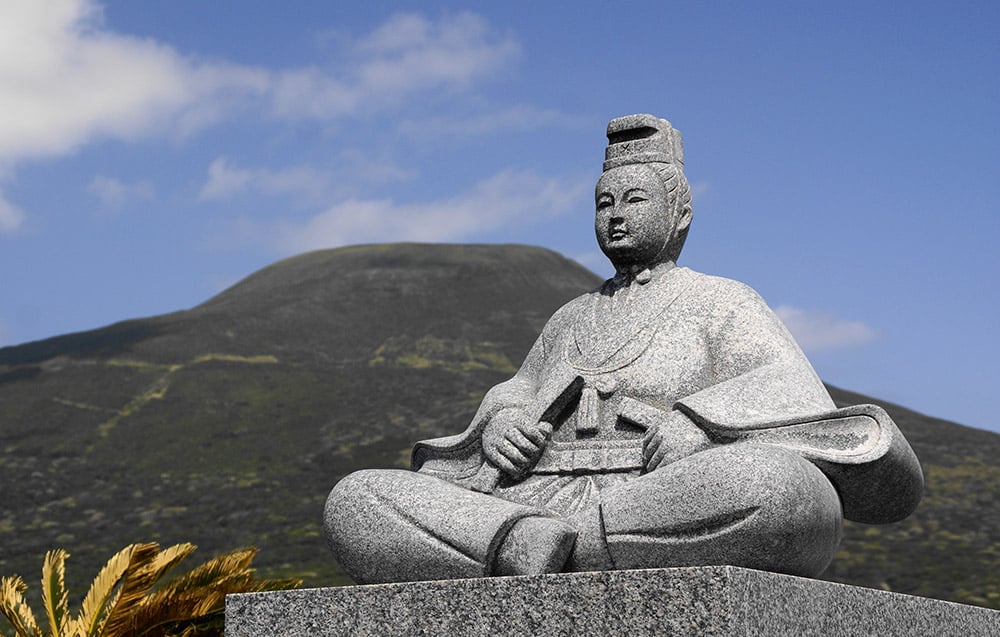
left=225, top=566, right=998, bottom=636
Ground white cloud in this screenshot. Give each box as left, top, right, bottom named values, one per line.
left=263, top=170, right=587, bottom=254
left=774, top=305, right=878, bottom=353
left=0, top=0, right=267, bottom=163
left=199, top=158, right=332, bottom=202
left=267, top=12, right=519, bottom=120
left=199, top=159, right=254, bottom=200
left=199, top=154, right=415, bottom=204
left=0, top=3, right=518, bottom=166
left=334, top=151, right=416, bottom=185
left=0, top=190, right=25, bottom=234
left=0, top=3, right=528, bottom=230
left=88, top=175, right=154, bottom=209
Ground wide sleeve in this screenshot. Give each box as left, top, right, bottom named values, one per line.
left=675, top=283, right=836, bottom=429
left=673, top=282, right=922, bottom=523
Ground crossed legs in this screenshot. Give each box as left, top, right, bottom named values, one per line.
left=324, top=444, right=842, bottom=584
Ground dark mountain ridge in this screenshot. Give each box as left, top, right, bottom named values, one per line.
left=0, top=243, right=997, bottom=609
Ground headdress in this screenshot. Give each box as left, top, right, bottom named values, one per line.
left=603, top=114, right=684, bottom=172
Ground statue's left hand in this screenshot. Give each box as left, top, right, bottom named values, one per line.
left=642, top=410, right=712, bottom=471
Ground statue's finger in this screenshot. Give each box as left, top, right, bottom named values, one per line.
left=642, top=431, right=662, bottom=462
left=518, top=421, right=548, bottom=446
left=484, top=441, right=507, bottom=467
left=647, top=443, right=669, bottom=471
left=641, top=441, right=654, bottom=464
left=507, top=428, right=540, bottom=455
left=643, top=426, right=661, bottom=446
left=491, top=454, right=519, bottom=477
left=499, top=440, right=530, bottom=468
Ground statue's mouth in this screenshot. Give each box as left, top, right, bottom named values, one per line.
left=609, top=225, right=628, bottom=241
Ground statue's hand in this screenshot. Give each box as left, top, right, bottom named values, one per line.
left=642, top=410, right=712, bottom=472
left=482, top=408, right=552, bottom=478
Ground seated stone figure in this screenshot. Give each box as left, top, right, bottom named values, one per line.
left=325, top=114, right=923, bottom=585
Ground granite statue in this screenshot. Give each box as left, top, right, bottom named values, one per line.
left=324, top=114, right=923, bottom=584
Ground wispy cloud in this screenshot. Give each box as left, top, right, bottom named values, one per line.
left=199, top=158, right=332, bottom=202
left=199, top=154, right=416, bottom=205
left=234, top=170, right=588, bottom=254
left=88, top=175, right=154, bottom=210
left=334, top=150, right=416, bottom=185
left=267, top=12, right=519, bottom=121
left=774, top=305, right=877, bottom=353
left=0, top=190, right=25, bottom=234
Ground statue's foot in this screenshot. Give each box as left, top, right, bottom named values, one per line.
left=495, top=516, right=577, bottom=576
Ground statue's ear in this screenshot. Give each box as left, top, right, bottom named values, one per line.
left=676, top=205, right=693, bottom=232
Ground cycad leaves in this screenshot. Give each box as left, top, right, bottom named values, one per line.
left=74, top=543, right=161, bottom=637
left=0, top=543, right=300, bottom=637
left=109, top=547, right=297, bottom=637
left=40, top=550, right=70, bottom=637
left=0, top=575, right=41, bottom=637
left=100, top=543, right=196, bottom=637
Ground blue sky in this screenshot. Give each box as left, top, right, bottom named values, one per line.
left=0, top=1, right=997, bottom=432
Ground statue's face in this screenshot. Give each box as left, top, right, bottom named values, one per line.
left=595, top=164, right=678, bottom=268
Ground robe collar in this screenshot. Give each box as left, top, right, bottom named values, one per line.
left=569, top=264, right=693, bottom=373
left=611, top=260, right=676, bottom=288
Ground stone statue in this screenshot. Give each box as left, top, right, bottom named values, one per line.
left=324, top=114, right=923, bottom=585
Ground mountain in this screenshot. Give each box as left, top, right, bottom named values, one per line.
left=0, top=243, right=997, bottom=609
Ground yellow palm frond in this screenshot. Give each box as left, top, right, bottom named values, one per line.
left=0, top=575, right=41, bottom=637
left=92, top=542, right=161, bottom=637
left=124, top=588, right=227, bottom=637
left=151, top=548, right=257, bottom=598
left=124, top=547, right=300, bottom=637
left=101, top=543, right=195, bottom=637
left=40, top=549, right=70, bottom=637
left=2, top=542, right=299, bottom=637
left=144, top=543, right=197, bottom=583
left=73, top=543, right=156, bottom=637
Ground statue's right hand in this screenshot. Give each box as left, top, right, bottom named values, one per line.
left=482, top=408, right=553, bottom=478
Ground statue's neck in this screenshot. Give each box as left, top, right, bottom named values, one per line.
left=612, top=260, right=676, bottom=286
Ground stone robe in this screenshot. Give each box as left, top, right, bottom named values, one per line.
left=326, top=265, right=922, bottom=584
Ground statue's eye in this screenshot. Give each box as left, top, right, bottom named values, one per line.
left=596, top=196, right=614, bottom=210
left=624, top=188, right=649, bottom=204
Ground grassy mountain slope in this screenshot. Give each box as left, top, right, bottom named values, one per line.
left=0, top=243, right=996, bottom=609
left=824, top=386, right=1000, bottom=607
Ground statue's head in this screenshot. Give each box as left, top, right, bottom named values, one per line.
left=595, top=114, right=693, bottom=270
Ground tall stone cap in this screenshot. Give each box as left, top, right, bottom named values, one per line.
left=604, top=114, right=684, bottom=172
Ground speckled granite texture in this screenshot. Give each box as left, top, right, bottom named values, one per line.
left=225, top=566, right=999, bottom=636
left=325, top=114, right=923, bottom=585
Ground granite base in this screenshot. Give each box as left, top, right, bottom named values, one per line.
left=225, top=566, right=999, bottom=636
